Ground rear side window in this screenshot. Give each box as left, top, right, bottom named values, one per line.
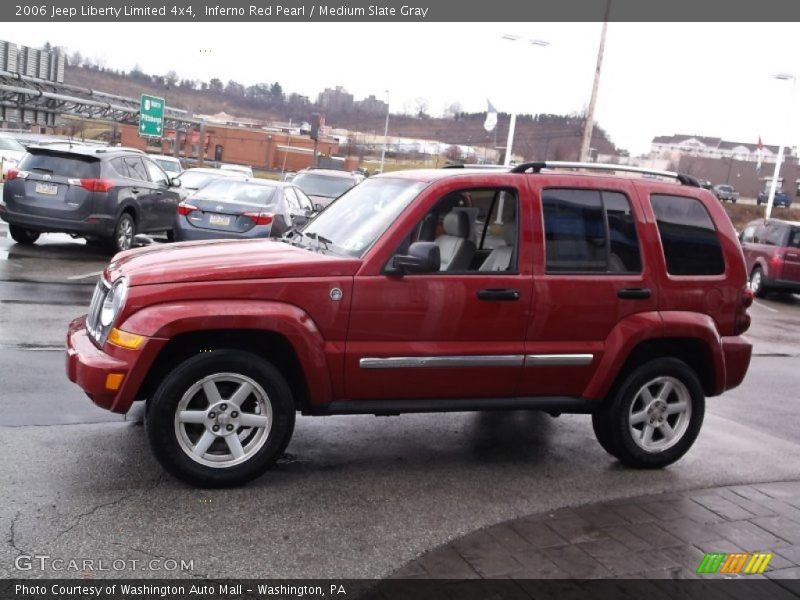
left=19, top=151, right=100, bottom=179
left=123, top=157, right=148, bottom=182
left=542, top=188, right=641, bottom=273
left=650, top=194, right=724, bottom=276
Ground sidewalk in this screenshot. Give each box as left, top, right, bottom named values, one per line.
left=392, top=481, right=800, bottom=580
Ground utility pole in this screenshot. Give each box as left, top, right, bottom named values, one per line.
left=579, top=0, right=610, bottom=162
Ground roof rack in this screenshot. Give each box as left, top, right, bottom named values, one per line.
left=508, top=161, right=700, bottom=187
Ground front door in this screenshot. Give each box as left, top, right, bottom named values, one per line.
left=344, top=185, right=533, bottom=400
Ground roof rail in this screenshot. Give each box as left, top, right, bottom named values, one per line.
left=509, top=161, right=700, bottom=187
left=442, top=163, right=511, bottom=170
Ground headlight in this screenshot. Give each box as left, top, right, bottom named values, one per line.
left=100, top=278, right=128, bottom=327
left=87, top=277, right=128, bottom=347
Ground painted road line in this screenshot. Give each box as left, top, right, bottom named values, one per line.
left=753, top=301, right=779, bottom=313
left=67, top=270, right=103, bottom=281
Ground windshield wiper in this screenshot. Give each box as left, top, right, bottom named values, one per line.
left=304, top=232, right=331, bottom=252
left=31, top=167, right=53, bottom=173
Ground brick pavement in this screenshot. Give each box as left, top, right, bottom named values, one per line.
left=393, top=481, right=800, bottom=580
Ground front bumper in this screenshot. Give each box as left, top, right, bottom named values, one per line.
left=66, top=316, right=163, bottom=413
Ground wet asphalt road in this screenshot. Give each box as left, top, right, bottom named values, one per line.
left=1, top=226, right=800, bottom=579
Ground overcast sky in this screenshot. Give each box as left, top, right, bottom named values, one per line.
left=8, top=22, right=800, bottom=155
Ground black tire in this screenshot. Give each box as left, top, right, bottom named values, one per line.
left=8, top=224, right=40, bottom=245
left=592, top=409, right=620, bottom=459
left=750, top=266, right=767, bottom=298
left=146, top=349, right=296, bottom=488
left=110, top=212, right=136, bottom=253
left=594, top=358, right=705, bottom=469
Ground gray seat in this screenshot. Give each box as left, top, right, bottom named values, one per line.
left=480, top=219, right=517, bottom=272
left=435, top=211, right=475, bottom=271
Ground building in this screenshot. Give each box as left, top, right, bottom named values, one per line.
left=650, top=134, right=786, bottom=163
left=354, top=94, right=388, bottom=116
left=317, top=86, right=354, bottom=114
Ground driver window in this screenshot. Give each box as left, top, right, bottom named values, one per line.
left=143, top=159, right=170, bottom=186
left=405, top=188, right=519, bottom=273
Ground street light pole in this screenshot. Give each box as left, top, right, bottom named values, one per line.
left=766, top=73, right=796, bottom=220
left=579, top=0, right=611, bottom=162
left=379, top=90, right=390, bottom=174
left=500, top=35, right=549, bottom=166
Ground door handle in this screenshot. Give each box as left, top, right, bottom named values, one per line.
left=617, top=287, right=651, bottom=300
left=155, top=191, right=164, bottom=196
left=477, top=288, right=520, bottom=301
left=131, top=188, right=140, bottom=195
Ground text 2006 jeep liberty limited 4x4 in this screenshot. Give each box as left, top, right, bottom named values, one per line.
left=67, top=162, right=753, bottom=487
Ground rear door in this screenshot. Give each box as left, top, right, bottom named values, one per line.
left=8, top=150, right=100, bottom=223
left=783, top=227, right=800, bottom=282
left=522, top=177, right=657, bottom=397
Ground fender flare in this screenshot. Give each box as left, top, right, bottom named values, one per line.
left=120, top=299, right=333, bottom=405
left=583, top=311, right=723, bottom=400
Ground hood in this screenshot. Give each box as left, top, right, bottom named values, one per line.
left=105, top=238, right=361, bottom=286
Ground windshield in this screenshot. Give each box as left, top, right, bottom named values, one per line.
left=299, top=178, right=426, bottom=257
left=154, top=158, right=181, bottom=174
left=194, top=179, right=277, bottom=205
left=0, top=137, right=25, bottom=152
left=293, top=173, right=356, bottom=198
left=180, top=171, right=227, bottom=189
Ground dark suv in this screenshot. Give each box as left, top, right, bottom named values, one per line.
left=740, top=218, right=800, bottom=296
left=1, top=144, right=183, bottom=252
left=67, top=162, right=753, bottom=487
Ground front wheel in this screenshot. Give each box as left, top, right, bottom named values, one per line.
left=9, top=224, right=40, bottom=245
left=592, top=358, right=704, bottom=469
left=146, top=350, right=296, bottom=487
left=750, top=266, right=767, bottom=298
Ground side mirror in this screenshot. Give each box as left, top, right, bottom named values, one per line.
left=314, top=203, right=324, bottom=212
left=170, top=177, right=182, bottom=187
left=390, top=242, right=440, bottom=274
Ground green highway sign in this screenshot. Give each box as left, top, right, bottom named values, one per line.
left=139, top=94, right=164, bottom=137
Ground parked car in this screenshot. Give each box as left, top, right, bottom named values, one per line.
left=219, top=163, right=254, bottom=177
left=740, top=218, right=800, bottom=296
left=757, top=187, right=792, bottom=207
left=291, top=168, right=363, bottom=209
left=66, top=162, right=752, bottom=487
left=713, top=184, right=739, bottom=203
left=150, top=155, right=183, bottom=177
left=0, top=133, right=27, bottom=179
left=696, top=178, right=713, bottom=190
left=177, top=167, right=241, bottom=193
left=173, top=178, right=316, bottom=241
left=1, top=145, right=183, bottom=252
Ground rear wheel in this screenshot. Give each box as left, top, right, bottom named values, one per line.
left=593, top=358, right=704, bottom=469
left=146, top=350, right=296, bottom=487
left=111, top=213, right=135, bottom=253
left=9, top=225, right=40, bottom=245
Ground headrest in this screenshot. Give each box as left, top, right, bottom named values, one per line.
left=443, top=211, right=471, bottom=238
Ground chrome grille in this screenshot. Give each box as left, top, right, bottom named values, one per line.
left=85, top=279, right=110, bottom=344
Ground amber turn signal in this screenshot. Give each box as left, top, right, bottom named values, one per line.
left=108, top=328, right=145, bottom=349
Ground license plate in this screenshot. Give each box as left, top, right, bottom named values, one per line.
left=209, top=214, right=231, bottom=226
left=35, top=182, right=58, bottom=195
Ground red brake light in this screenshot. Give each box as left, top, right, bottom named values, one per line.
left=243, top=212, right=274, bottom=226
left=177, top=202, right=198, bottom=216
left=5, top=168, right=19, bottom=181
left=79, top=178, right=114, bottom=192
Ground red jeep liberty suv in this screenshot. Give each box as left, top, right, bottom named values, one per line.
left=66, top=162, right=753, bottom=487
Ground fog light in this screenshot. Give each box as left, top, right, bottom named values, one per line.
left=108, top=328, right=145, bottom=349
left=105, top=373, right=125, bottom=391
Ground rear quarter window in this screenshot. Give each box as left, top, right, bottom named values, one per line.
left=650, top=194, right=725, bottom=276
left=20, top=151, right=100, bottom=179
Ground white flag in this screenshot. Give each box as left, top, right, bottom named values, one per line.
left=483, top=99, right=498, bottom=132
